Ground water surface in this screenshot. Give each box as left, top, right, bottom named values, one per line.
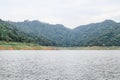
left=0, top=50, right=120, bottom=80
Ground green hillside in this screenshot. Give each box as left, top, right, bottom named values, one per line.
left=0, top=19, right=55, bottom=46
left=0, top=19, right=120, bottom=48
left=8, top=19, right=120, bottom=47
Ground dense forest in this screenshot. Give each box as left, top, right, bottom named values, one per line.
left=71, top=20, right=120, bottom=46
left=0, top=19, right=120, bottom=47
left=0, top=19, right=55, bottom=46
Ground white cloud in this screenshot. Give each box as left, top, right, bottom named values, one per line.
left=0, top=0, right=120, bottom=28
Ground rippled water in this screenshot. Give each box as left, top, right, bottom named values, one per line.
left=0, top=50, right=120, bottom=80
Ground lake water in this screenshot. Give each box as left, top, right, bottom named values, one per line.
left=0, top=50, right=120, bottom=80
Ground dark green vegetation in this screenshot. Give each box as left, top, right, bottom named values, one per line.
left=0, top=19, right=120, bottom=47
left=8, top=20, right=70, bottom=46
left=0, top=19, right=55, bottom=46
left=72, top=20, right=120, bottom=46
left=8, top=19, right=120, bottom=47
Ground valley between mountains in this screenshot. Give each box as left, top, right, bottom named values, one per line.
left=0, top=19, right=120, bottom=50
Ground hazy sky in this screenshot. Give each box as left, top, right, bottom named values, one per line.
left=0, top=0, right=120, bottom=28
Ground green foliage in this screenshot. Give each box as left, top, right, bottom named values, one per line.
left=0, top=20, right=55, bottom=46
left=9, top=20, right=70, bottom=46
left=2, top=19, right=120, bottom=47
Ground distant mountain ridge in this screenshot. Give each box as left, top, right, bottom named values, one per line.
left=0, top=19, right=120, bottom=46
left=8, top=20, right=71, bottom=46
left=0, top=19, right=56, bottom=46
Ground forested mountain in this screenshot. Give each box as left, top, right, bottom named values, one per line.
left=0, top=19, right=55, bottom=46
left=0, top=19, right=119, bottom=46
left=72, top=20, right=120, bottom=46
left=8, top=20, right=71, bottom=46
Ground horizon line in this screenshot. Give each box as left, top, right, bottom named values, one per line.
left=1, top=18, right=119, bottom=29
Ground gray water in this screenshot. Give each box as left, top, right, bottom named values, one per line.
left=0, top=50, right=120, bottom=80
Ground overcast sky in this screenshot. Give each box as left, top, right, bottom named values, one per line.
left=0, top=0, right=120, bottom=28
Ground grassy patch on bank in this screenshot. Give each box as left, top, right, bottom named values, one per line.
left=0, top=41, right=55, bottom=50
left=56, top=46, right=120, bottom=50
left=0, top=41, right=120, bottom=50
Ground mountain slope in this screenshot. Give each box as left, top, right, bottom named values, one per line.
left=0, top=19, right=55, bottom=46
left=9, top=20, right=71, bottom=46
left=6, top=19, right=120, bottom=46
left=72, top=20, right=120, bottom=46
